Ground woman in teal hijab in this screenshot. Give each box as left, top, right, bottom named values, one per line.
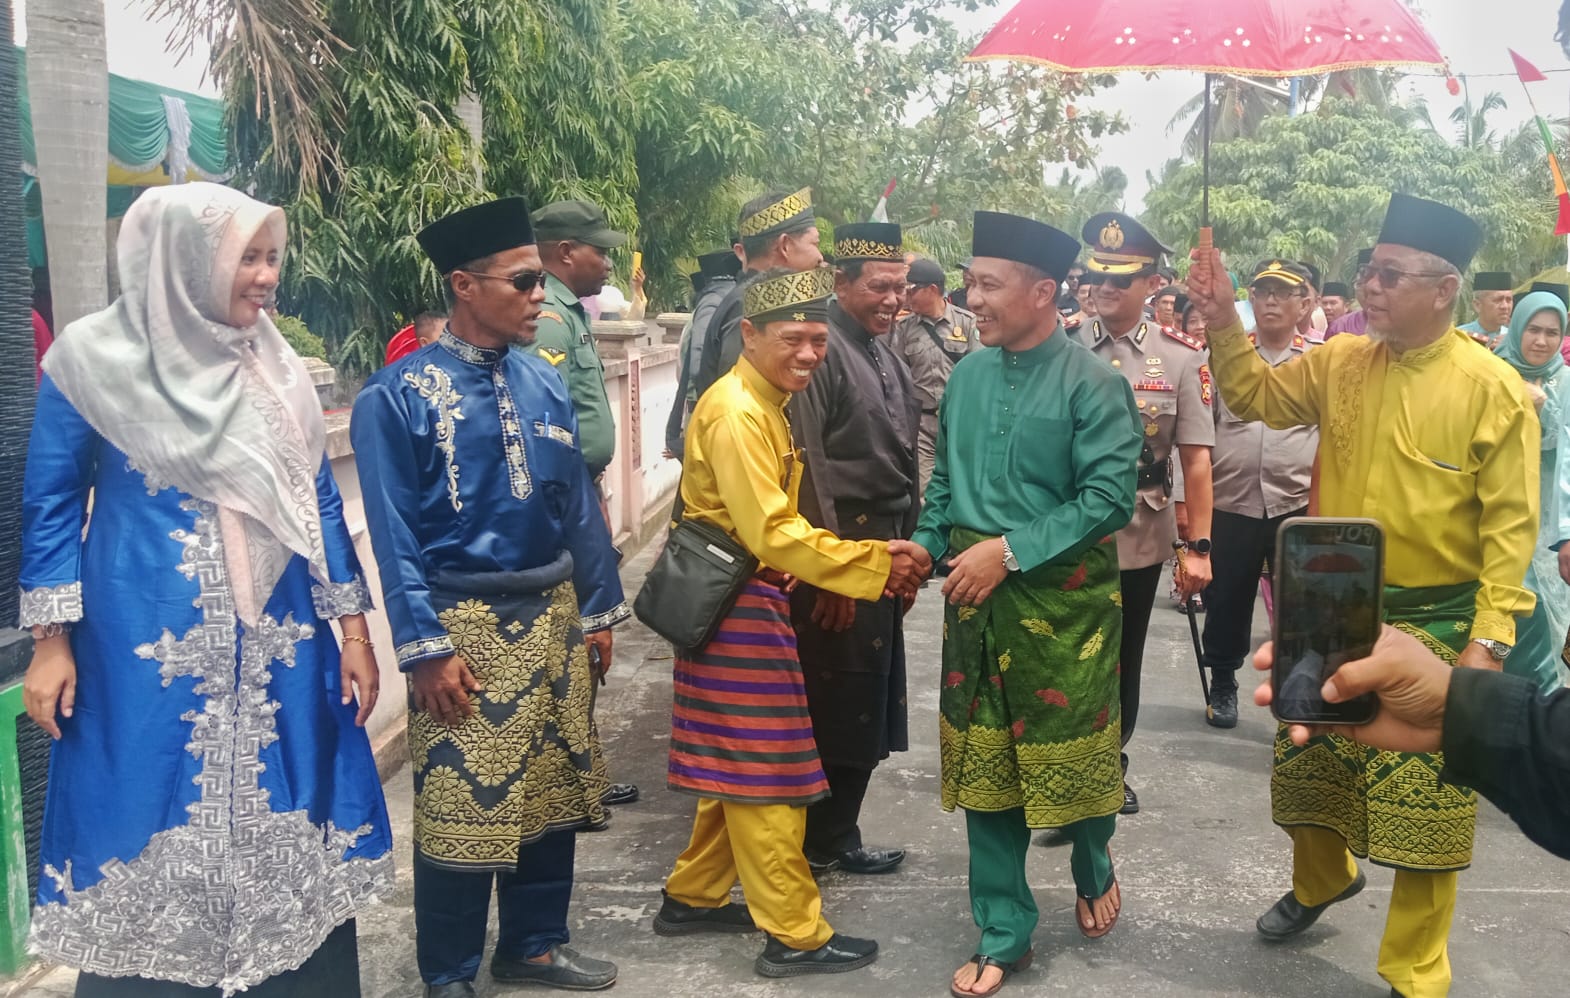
left=1496, top=289, right=1569, bottom=694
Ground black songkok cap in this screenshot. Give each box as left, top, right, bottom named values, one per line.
left=972, top=211, right=1081, bottom=282
left=907, top=258, right=947, bottom=288
left=689, top=271, right=704, bottom=293
left=743, top=267, right=836, bottom=325
left=1472, top=271, right=1513, bottom=292
left=1530, top=282, right=1570, bottom=307
left=1356, top=248, right=1374, bottom=268
left=833, top=222, right=904, bottom=262
left=1375, top=193, right=1483, bottom=271
left=698, top=250, right=742, bottom=282
left=1321, top=281, right=1351, bottom=299
left=416, top=197, right=535, bottom=275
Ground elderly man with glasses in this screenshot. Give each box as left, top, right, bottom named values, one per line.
left=1188, top=193, right=1539, bottom=998
left=1070, top=211, right=1215, bottom=818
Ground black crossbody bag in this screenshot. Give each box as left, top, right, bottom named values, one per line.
left=633, top=490, right=758, bottom=652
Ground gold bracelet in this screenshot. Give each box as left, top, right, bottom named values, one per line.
left=342, top=635, right=374, bottom=650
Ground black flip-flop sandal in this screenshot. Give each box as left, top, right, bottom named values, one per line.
left=949, top=949, right=1034, bottom=998
left=1076, top=848, right=1120, bottom=939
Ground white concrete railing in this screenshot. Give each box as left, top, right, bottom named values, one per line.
left=323, top=317, right=687, bottom=762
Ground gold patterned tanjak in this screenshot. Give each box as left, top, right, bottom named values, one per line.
left=833, top=237, right=903, bottom=261
left=738, top=187, right=814, bottom=238
left=743, top=266, right=835, bottom=322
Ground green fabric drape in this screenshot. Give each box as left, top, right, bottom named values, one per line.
left=15, top=46, right=230, bottom=178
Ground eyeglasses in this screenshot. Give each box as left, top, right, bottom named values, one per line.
left=1249, top=285, right=1308, bottom=303
left=1355, top=264, right=1450, bottom=289
left=462, top=269, right=550, bottom=293
left=1082, top=273, right=1137, bottom=290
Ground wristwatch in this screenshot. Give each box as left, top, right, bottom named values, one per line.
left=1189, top=537, right=1212, bottom=556
left=1001, top=536, right=1020, bottom=572
left=1471, top=638, right=1511, bottom=662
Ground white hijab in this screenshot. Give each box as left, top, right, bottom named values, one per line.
left=42, top=183, right=329, bottom=626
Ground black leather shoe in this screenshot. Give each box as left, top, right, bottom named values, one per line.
left=755, top=933, right=879, bottom=977
left=1120, top=782, right=1140, bottom=815
left=603, top=782, right=640, bottom=806
left=806, top=845, right=906, bottom=875
left=425, top=984, right=476, bottom=998
left=1207, top=687, right=1239, bottom=729
left=1256, top=870, right=1367, bottom=940
left=1033, top=827, right=1071, bottom=848
left=491, top=945, right=617, bottom=990
left=652, top=890, right=756, bottom=935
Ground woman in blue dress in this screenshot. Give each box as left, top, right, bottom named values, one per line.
left=1494, top=289, right=1570, bottom=695
left=18, top=183, right=393, bottom=996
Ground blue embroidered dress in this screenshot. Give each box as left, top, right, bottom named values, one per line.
left=18, top=378, right=394, bottom=992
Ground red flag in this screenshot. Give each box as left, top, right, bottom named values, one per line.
left=1511, top=49, right=1548, bottom=83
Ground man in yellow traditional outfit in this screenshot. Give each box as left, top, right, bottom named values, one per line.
left=654, top=267, right=929, bottom=977
left=1187, top=192, right=1539, bottom=998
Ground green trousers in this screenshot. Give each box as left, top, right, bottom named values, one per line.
left=966, top=808, right=1115, bottom=962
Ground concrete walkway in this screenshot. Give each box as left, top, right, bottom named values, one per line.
left=27, top=550, right=1570, bottom=996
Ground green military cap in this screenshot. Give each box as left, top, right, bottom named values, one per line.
left=531, top=200, right=628, bottom=249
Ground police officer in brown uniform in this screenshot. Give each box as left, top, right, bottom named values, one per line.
left=888, top=257, right=979, bottom=497
left=1078, top=213, right=1215, bottom=815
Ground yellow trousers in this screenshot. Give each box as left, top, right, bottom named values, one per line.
left=1292, top=825, right=1459, bottom=998
left=664, top=797, right=834, bottom=950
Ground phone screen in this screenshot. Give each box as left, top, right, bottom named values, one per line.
left=1271, top=518, right=1383, bottom=725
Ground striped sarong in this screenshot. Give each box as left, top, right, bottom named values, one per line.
left=667, top=577, right=829, bottom=805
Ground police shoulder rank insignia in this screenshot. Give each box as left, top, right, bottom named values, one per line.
left=537, top=347, right=568, bottom=366
left=1161, top=325, right=1205, bottom=352
left=1199, top=364, right=1214, bottom=407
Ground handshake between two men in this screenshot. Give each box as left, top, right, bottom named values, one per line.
left=885, top=537, right=1012, bottom=608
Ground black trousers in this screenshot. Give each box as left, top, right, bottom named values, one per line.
left=1118, top=562, right=1165, bottom=772
left=1201, top=507, right=1305, bottom=692
left=805, top=764, right=873, bottom=855
left=75, top=920, right=359, bottom=997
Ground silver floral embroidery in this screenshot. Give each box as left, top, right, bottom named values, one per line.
left=438, top=328, right=503, bottom=367
left=17, top=582, right=83, bottom=628
left=581, top=603, right=632, bottom=633
left=495, top=370, right=534, bottom=502
left=397, top=634, right=456, bottom=668
left=404, top=363, right=467, bottom=512
left=311, top=577, right=375, bottom=619
left=27, top=499, right=392, bottom=995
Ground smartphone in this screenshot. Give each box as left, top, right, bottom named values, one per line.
left=1270, top=517, right=1383, bottom=725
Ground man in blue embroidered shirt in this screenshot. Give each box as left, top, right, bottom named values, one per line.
left=351, top=197, right=630, bottom=997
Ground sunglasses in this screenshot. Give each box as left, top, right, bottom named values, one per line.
left=1355, top=264, right=1449, bottom=290
left=463, top=269, right=550, bottom=293
left=1082, top=273, right=1138, bottom=290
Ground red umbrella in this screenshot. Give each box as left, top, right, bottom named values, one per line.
left=968, top=0, right=1448, bottom=229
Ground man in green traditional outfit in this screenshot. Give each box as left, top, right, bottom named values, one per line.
left=912, top=212, right=1143, bottom=997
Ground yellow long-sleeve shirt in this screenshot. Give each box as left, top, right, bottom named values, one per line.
left=680, top=356, right=891, bottom=601
left=1206, top=319, right=1538, bottom=643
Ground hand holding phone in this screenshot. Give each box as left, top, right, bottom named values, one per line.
left=1270, top=518, right=1383, bottom=726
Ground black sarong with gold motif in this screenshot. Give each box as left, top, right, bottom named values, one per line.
left=410, top=552, right=608, bottom=871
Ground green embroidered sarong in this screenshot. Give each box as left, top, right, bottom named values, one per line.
left=939, top=529, right=1124, bottom=828
left=1271, top=582, right=1479, bottom=871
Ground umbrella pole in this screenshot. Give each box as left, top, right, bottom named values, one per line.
left=1200, top=72, right=1213, bottom=251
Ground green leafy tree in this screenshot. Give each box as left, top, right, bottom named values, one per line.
left=1144, top=99, right=1552, bottom=285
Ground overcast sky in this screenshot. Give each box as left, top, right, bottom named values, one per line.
left=14, top=1, right=1570, bottom=211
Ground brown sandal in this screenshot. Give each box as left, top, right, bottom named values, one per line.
left=949, top=948, right=1034, bottom=998
left=1076, top=848, right=1121, bottom=939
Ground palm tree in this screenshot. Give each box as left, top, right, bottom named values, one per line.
left=25, top=0, right=108, bottom=331
left=1449, top=90, right=1509, bottom=150
left=1167, top=76, right=1287, bottom=158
